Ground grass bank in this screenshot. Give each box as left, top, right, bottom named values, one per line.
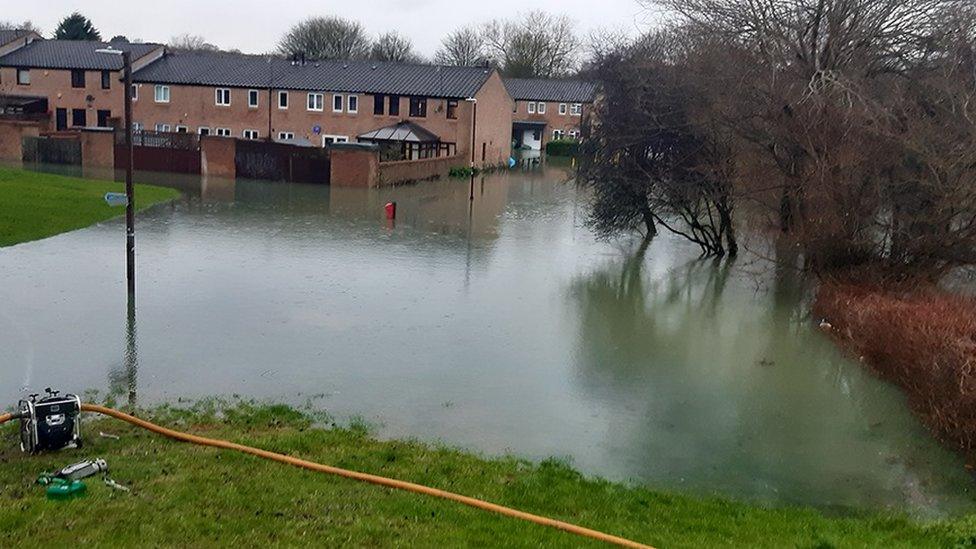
left=0, top=166, right=180, bottom=247
left=1, top=401, right=973, bottom=547
left=815, top=282, right=976, bottom=459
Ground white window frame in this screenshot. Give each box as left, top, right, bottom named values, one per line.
left=537, top=102, right=546, bottom=114
left=131, top=84, right=139, bottom=101
left=198, top=127, right=210, bottom=135
left=277, top=131, right=295, bottom=141
left=248, top=89, right=259, bottom=108
left=347, top=94, right=358, bottom=114
left=332, top=94, right=343, bottom=113
left=321, top=135, right=349, bottom=146
left=307, top=92, right=324, bottom=111
left=132, top=122, right=144, bottom=132
left=215, top=88, right=231, bottom=106
left=527, top=102, right=536, bottom=114
left=16, top=68, right=30, bottom=85
left=558, top=103, right=567, bottom=115
left=175, top=125, right=188, bottom=133
left=570, top=103, right=582, bottom=116
left=242, top=129, right=260, bottom=140
left=278, top=90, right=288, bottom=109
left=552, top=129, right=564, bottom=140
left=154, top=85, right=170, bottom=103
left=215, top=127, right=232, bottom=137
left=154, top=123, right=171, bottom=132
left=568, top=129, right=580, bottom=139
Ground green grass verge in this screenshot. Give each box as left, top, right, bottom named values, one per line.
left=1, top=401, right=973, bottom=547
left=0, top=167, right=180, bottom=247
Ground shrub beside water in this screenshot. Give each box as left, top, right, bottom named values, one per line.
left=815, top=282, right=976, bottom=457
left=545, top=139, right=579, bottom=157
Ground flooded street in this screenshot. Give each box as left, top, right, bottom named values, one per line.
left=1, top=164, right=973, bottom=515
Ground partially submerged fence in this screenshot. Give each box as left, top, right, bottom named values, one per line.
left=235, top=139, right=330, bottom=184
left=115, top=130, right=201, bottom=174
left=22, top=135, right=81, bottom=165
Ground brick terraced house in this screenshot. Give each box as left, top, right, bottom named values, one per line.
left=130, top=51, right=513, bottom=166
left=0, top=39, right=164, bottom=130
left=504, top=77, right=596, bottom=151
left=0, top=29, right=41, bottom=57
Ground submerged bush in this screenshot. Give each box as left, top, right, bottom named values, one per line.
left=815, top=282, right=976, bottom=455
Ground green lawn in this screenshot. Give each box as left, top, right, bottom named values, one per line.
left=0, top=167, right=180, bottom=247
left=1, top=402, right=972, bottom=547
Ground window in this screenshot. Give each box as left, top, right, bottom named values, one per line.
left=537, top=102, right=546, bottom=114
left=347, top=95, right=358, bottom=114
left=154, top=85, right=170, bottom=103
left=248, top=89, right=259, bottom=108
left=552, top=129, right=565, bottom=140
left=558, top=103, right=567, bottom=115
left=278, top=91, right=288, bottom=109
left=333, top=94, right=343, bottom=113
left=388, top=95, right=400, bottom=116
left=154, top=123, right=171, bottom=132
left=71, top=69, right=85, bottom=88
left=71, top=109, right=87, bottom=127
left=527, top=102, right=536, bottom=114
left=243, top=129, right=259, bottom=140
left=570, top=103, right=582, bottom=116
left=131, top=84, right=138, bottom=101
left=16, top=68, right=29, bottom=85
left=277, top=131, right=294, bottom=141
left=215, top=88, right=231, bottom=106
left=175, top=125, right=188, bottom=133
left=568, top=129, right=580, bottom=139
left=97, top=110, right=111, bottom=127
left=373, top=94, right=385, bottom=115
left=307, top=93, right=323, bottom=111
left=132, top=122, right=143, bottom=132
left=215, top=127, right=232, bottom=137
left=198, top=127, right=210, bottom=136
left=446, top=99, right=458, bottom=120
left=101, top=70, right=111, bottom=90
left=322, top=135, right=349, bottom=146
left=409, top=97, right=426, bottom=117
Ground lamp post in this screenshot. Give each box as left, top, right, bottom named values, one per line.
left=96, top=48, right=135, bottom=300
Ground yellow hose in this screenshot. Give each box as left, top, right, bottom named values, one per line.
left=1, top=405, right=654, bottom=548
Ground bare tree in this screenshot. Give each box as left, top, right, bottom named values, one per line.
left=370, top=31, right=419, bottom=62
left=434, top=27, right=486, bottom=66
left=482, top=11, right=580, bottom=77
left=168, top=33, right=219, bottom=52
left=277, top=16, right=370, bottom=60
left=0, top=20, right=40, bottom=33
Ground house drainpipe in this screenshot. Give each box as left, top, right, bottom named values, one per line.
left=465, top=98, right=477, bottom=201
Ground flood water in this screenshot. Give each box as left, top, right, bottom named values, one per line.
left=1, top=163, right=973, bottom=516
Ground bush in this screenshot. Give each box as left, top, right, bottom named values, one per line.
left=814, top=282, right=976, bottom=455
left=545, top=139, right=579, bottom=157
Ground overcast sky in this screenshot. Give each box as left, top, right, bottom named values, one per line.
left=5, top=1, right=657, bottom=57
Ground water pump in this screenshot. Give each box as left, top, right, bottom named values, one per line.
left=18, top=388, right=82, bottom=453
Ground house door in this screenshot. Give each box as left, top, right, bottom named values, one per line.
left=522, top=128, right=542, bottom=151
left=55, top=108, right=67, bottom=131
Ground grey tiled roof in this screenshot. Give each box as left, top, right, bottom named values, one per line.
left=504, top=78, right=596, bottom=102
left=0, top=40, right=163, bottom=70
left=133, top=51, right=495, bottom=98
left=0, top=29, right=31, bottom=46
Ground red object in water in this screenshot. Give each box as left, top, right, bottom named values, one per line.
left=385, top=201, right=396, bottom=220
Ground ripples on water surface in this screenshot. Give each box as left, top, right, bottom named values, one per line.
left=0, top=164, right=973, bottom=515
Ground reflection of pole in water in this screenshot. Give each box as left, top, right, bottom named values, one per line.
left=109, top=295, right=139, bottom=408
left=124, top=295, right=138, bottom=407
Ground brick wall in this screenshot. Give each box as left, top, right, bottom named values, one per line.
left=330, top=144, right=379, bottom=187
left=200, top=135, right=236, bottom=178
left=471, top=71, right=513, bottom=166
left=0, top=117, right=44, bottom=161
left=79, top=129, right=115, bottom=168
left=378, top=154, right=465, bottom=186
left=0, top=67, right=123, bottom=130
